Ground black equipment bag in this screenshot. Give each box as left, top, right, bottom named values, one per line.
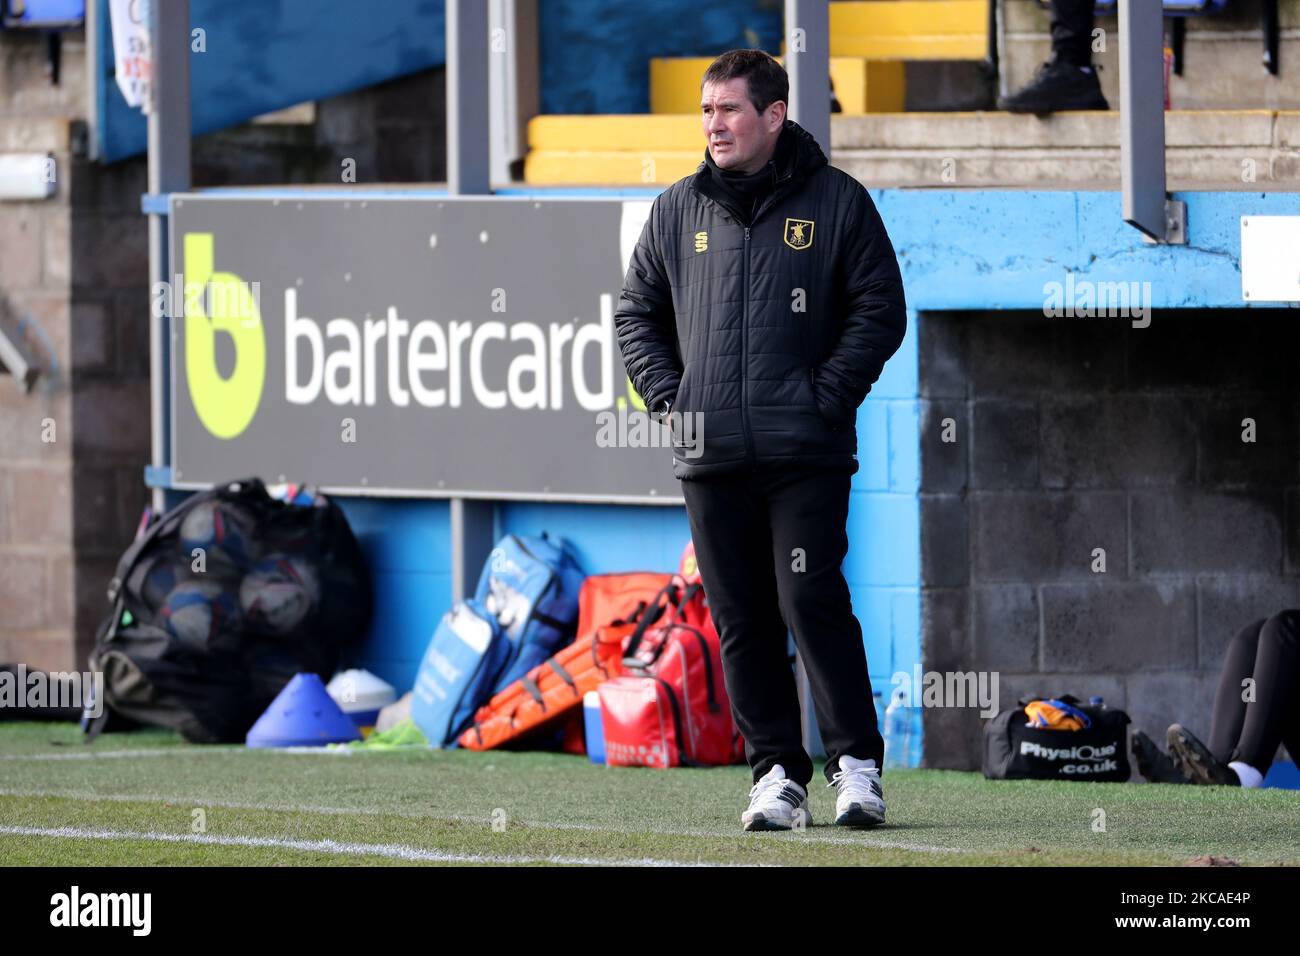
left=83, top=477, right=372, bottom=743
left=983, top=694, right=1131, bottom=782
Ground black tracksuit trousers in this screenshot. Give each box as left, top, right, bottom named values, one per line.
left=1208, top=610, right=1300, bottom=774
left=1051, top=0, right=1097, bottom=66
left=680, top=463, right=885, bottom=788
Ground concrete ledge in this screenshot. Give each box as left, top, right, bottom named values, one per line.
left=833, top=110, right=1284, bottom=150
left=833, top=111, right=1300, bottom=187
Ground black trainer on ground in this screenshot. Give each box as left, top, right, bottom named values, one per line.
left=1130, top=729, right=1190, bottom=785
left=997, top=60, right=1109, bottom=114
left=1167, top=723, right=1242, bottom=786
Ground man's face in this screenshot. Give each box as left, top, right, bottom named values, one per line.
left=701, top=76, right=785, bottom=175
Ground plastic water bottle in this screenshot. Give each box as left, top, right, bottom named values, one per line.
left=884, top=689, right=911, bottom=769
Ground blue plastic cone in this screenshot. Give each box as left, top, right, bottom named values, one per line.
left=246, top=673, right=362, bottom=748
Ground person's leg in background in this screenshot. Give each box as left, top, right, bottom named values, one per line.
left=1134, top=618, right=1260, bottom=784
left=997, top=0, right=1109, bottom=114
left=1050, top=0, right=1097, bottom=68
left=1170, top=610, right=1300, bottom=786
left=1205, top=618, right=1266, bottom=762
left=1216, top=611, right=1300, bottom=780
left=680, top=473, right=813, bottom=789
left=762, top=465, right=884, bottom=785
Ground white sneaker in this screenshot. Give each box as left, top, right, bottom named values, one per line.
left=827, top=755, right=885, bottom=827
left=741, top=764, right=811, bottom=831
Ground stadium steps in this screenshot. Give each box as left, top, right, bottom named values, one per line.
left=523, top=110, right=1300, bottom=189
left=833, top=109, right=1300, bottom=188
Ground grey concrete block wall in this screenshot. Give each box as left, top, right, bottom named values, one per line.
left=0, top=31, right=79, bottom=671
left=920, top=311, right=1300, bottom=775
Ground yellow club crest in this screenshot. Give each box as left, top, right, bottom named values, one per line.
left=784, top=218, right=814, bottom=250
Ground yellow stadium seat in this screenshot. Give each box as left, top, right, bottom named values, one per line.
left=650, top=56, right=905, bottom=115
left=829, top=0, right=988, bottom=61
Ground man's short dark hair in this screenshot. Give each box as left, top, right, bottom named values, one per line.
left=701, top=49, right=788, bottom=114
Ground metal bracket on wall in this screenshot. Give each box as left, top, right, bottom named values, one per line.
left=1141, top=199, right=1188, bottom=246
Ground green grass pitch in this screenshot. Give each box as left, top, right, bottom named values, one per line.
left=1, top=723, right=1296, bottom=866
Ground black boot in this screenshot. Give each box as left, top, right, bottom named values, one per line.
left=1167, top=724, right=1241, bottom=786
left=1130, top=729, right=1190, bottom=784
left=997, top=60, right=1109, bottom=114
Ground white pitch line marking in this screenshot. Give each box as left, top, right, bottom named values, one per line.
left=0, top=824, right=755, bottom=867
left=0, top=787, right=963, bottom=854
left=0, top=748, right=242, bottom=761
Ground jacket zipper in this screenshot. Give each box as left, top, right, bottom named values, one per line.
left=741, top=226, right=755, bottom=465
left=737, top=176, right=792, bottom=467
left=700, top=166, right=798, bottom=468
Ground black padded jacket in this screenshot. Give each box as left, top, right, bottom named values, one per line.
left=613, top=119, right=908, bottom=480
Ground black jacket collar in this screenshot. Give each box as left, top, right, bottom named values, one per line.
left=692, top=119, right=828, bottom=225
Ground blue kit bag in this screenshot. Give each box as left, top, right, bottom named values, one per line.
left=410, top=598, right=509, bottom=747
left=410, top=533, right=585, bottom=747
left=475, top=533, right=586, bottom=692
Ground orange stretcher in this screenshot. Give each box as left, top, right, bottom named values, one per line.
left=457, top=572, right=680, bottom=751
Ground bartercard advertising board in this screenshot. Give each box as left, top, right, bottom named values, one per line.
left=167, top=194, right=684, bottom=503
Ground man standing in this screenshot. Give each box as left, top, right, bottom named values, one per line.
left=614, top=50, right=907, bottom=831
